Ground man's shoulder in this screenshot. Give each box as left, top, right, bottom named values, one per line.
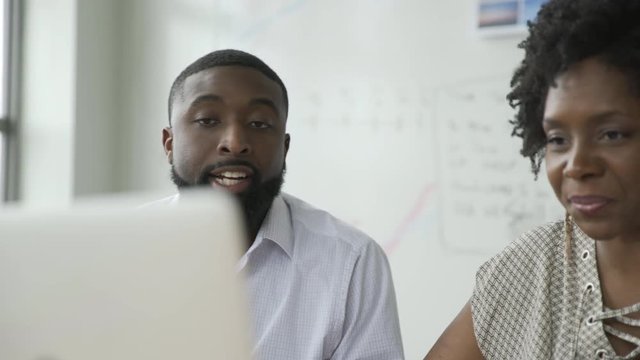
left=281, top=193, right=376, bottom=253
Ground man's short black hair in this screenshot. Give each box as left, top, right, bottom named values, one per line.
left=507, top=0, right=640, bottom=175
left=167, top=49, right=288, bottom=125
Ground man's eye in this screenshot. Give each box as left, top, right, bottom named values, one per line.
left=195, top=118, right=219, bottom=126
left=250, top=120, right=271, bottom=129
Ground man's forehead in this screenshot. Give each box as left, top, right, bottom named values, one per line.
left=182, top=66, right=283, bottom=100
left=171, top=65, right=288, bottom=123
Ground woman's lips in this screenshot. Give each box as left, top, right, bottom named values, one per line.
left=568, top=195, right=612, bottom=216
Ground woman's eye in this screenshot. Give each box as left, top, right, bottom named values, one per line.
left=601, top=130, right=625, bottom=141
left=546, top=135, right=566, bottom=147
left=195, top=118, right=219, bottom=126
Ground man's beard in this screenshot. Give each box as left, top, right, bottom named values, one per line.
left=170, top=160, right=285, bottom=237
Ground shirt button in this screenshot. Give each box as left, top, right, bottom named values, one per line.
left=582, top=250, right=590, bottom=260
left=585, top=283, right=594, bottom=293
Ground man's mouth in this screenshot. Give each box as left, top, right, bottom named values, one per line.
left=207, top=166, right=255, bottom=193
left=212, top=171, right=251, bottom=186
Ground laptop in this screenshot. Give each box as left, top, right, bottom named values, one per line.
left=0, top=191, right=252, bottom=360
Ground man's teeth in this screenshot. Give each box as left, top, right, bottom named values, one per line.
left=215, top=177, right=244, bottom=186
left=213, top=171, right=249, bottom=186
left=217, top=171, right=248, bottom=179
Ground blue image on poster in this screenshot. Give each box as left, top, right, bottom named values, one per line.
left=478, top=0, right=519, bottom=27
left=523, top=0, right=548, bottom=23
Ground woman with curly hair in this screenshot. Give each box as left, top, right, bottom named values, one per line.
left=425, top=0, right=640, bottom=358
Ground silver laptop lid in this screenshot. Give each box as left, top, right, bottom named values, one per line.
left=0, top=191, right=252, bottom=360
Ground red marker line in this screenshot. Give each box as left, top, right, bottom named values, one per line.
left=384, top=184, right=436, bottom=254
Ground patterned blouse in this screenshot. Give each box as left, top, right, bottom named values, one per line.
left=471, top=219, right=640, bottom=359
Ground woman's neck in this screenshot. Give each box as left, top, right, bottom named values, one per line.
left=596, top=237, right=640, bottom=309
left=595, top=238, right=640, bottom=356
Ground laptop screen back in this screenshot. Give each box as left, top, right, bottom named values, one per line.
left=0, top=191, right=251, bottom=360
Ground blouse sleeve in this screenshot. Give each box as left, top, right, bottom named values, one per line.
left=470, top=221, right=565, bottom=359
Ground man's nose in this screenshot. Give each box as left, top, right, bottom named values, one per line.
left=217, top=124, right=251, bottom=155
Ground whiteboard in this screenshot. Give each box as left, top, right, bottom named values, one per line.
left=434, top=77, right=559, bottom=254
left=155, top=0, right=564, bottom=357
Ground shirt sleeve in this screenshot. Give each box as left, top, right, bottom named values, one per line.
left=330, top=241, right=405, bottom=360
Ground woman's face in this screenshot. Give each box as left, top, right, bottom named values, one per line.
left=543, top=57, right=640, bottom=241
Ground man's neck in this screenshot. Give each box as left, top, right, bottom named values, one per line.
left=244, top=201, right=273, bottom=251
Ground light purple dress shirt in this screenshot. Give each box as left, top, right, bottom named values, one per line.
left=151, top=192, right=404, bottom=359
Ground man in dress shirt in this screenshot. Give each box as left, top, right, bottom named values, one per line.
left=161, top=49, right=404, bottom=359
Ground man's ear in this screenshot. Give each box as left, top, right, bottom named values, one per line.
left=162, top=127, right=174, bottom=165
left=284, top=133, right=291, bottom=157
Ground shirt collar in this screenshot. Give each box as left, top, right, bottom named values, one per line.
left=252, top=195, right=294, bottom=259
left=171, top=192, right=294, bottom=266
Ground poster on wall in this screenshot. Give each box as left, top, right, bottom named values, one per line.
left=477, top=0, right=548, bottom=36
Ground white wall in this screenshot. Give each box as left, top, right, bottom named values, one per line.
left=107, top=2, right=540, bottom=358
left=20, top=0, right=77, bottom=205
left=18, top=1, right=561, bottom=359
left=20, top=0, right=122, bottom=204
left=73, top=0, right=122, bottom=196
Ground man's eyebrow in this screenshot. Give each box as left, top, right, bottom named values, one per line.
left=189, top=94, right=223, bottom=108
left=187, top=95, right=282, bottom=118
left=249, top=97, right=281, bottom=117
